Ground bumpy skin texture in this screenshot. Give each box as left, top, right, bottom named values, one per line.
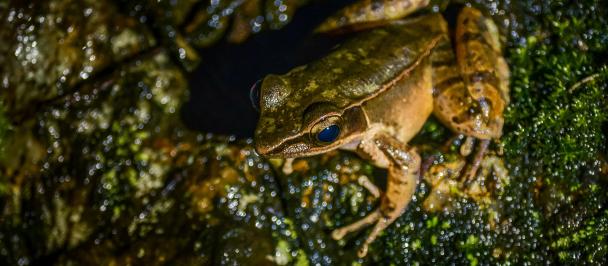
left=254, top=0, right=509, bottom=258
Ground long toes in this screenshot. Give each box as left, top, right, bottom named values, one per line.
left=464, top=139, right=490, bottom=180
left=331, top=210, right=381, bottom=241
left=355, top=217, right=394, bottom=258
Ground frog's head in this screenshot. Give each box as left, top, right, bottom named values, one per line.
left=251, top=73, right=367, bottom=158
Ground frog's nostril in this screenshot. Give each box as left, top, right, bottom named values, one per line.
left=250, top=79, right=262, bottom=112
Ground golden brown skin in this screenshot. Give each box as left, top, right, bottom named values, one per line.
left=254, top=0, right=509, bottom=258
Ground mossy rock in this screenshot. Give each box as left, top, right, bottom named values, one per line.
left=1, top=0, right=607, bottom=265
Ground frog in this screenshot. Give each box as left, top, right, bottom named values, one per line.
left=251, top=0, right=509, bottom=258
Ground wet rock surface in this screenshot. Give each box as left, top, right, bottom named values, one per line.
left=1, top=0, right=607, bottom=265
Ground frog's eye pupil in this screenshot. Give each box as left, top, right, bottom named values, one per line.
left=317, top=124, right=340, bottom=143
left=250, top=80, right=262, bottom=112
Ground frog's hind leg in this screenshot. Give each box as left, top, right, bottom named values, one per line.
left=456, top=7, right=510, bottom=106
left=332, top=133, right=420, bottom=258
left=432, top=7, right=509, bottom=179
left=316, top=0, right=431, bottom=33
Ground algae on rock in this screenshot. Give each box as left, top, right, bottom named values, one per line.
left=1, top=0, right=607, bottom=265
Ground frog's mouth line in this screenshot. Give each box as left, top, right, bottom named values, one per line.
left=255, top=133, right=363, bottom=158
left=254, top=129, right=306, bottom=156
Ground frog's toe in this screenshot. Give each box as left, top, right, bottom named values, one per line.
left=357, top=245, right=369, bottom=258
left=357, top=175, right=381, bottom=198
left=331, top=209, right=381, bottom=240
left=459, top=136, right=476, bottom=156
left=331, top=228, right=347, bottom=240
left=282, top=158, right=295, bottom=175
left=356, top=215, right=394, bottom=258
left=463, top=139, right=490, bottom=181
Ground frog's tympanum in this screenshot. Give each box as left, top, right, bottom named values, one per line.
left=252, top=0, right=509, bottom=258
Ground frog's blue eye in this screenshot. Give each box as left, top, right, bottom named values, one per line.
left=250, top=80, right=262, bottom=112
left=317, top=124, right=340, bottom=143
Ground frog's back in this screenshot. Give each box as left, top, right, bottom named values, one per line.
left=278, top=13, right=447, bottom=110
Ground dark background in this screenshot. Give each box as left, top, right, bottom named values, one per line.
left=182, top=1, right=356, bottom=137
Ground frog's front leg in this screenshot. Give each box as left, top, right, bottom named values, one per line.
left=432, top=7, right=509, bottom=179
left=332, top=133, right=420, bottom=258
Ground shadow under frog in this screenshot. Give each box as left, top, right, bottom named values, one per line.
left=252, top=0, right=509, bottom=258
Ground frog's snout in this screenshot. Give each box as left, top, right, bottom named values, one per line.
left=253, top=136, right=279, bottom=157
left=254, top=135, right=308, bottom=158
left=254, top=142, right=271, bottom=156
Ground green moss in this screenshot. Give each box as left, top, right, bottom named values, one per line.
left=550, top=210, right=608, bottom=263
left=504, top=0, right=608, bottom=183
left=2, top=0, right=608, bottom=265
left=502, top=0, right=608, bottom=264
left=375, top=1, right=608, bottom=264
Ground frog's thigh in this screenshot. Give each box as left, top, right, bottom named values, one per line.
left=316, top=0, right=431, bottom=33
left=432, top=7, right=509, bottom=139
left=457, top=7, right=510, bottom=102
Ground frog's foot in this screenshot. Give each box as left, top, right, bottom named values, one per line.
left=331, top=209, right=380, bottom=242
left=462, top=139, right=490, bottom=181
left=331, top=208, right=398, bottom=257
left=331, top=201, right=405, bottom=258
